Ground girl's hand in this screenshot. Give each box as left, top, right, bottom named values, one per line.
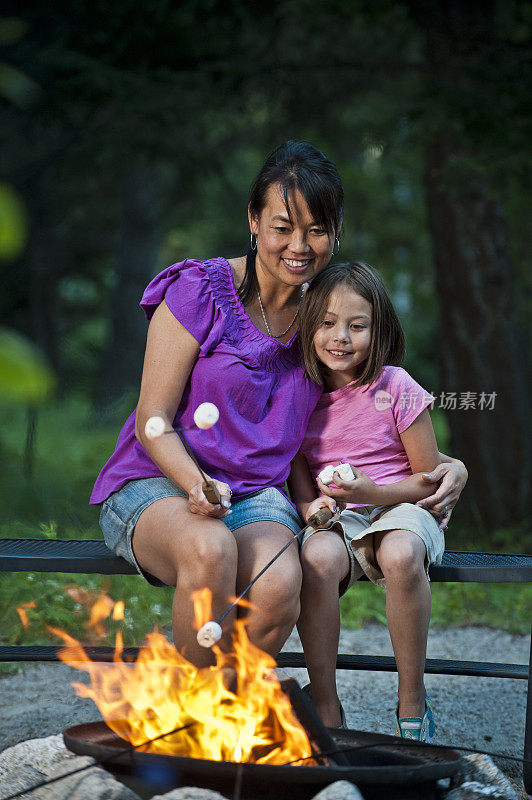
left=416, top=461, right=468, bottom=530
left=188, top=478, right=232, bottom=519
left=303, top=495, right=339, bottom=525
left=317, top=466, right=380, bottom=505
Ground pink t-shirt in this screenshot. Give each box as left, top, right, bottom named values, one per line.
left=300, top=366, right=434, bottom=507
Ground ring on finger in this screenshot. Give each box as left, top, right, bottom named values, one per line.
left=443, top=506, right=449, bottom=516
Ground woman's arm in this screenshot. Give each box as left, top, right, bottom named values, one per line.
left=135, top=300, right=231, bottom=517
left=416, top=452, right=468, bottom=528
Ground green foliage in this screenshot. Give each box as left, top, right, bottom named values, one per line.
left=0, top=395, right=121, bottom=529
left=0, top=571, right=173, bottom=648
left=0, top=183, right=27, bottom=260
left=340, top=581, right=532, bottom=635
left=0, top=329, right=55, bottom=404
left=430, top=583, right=532, bottom=632
left=1, top=570, right=529, bottom=655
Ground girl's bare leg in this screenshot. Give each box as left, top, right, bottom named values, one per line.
left=234, top=521, right=303, bottom=657
left=297, top=531, right=350, bottom=727
left=373, top=529, right=431, bottom=718
left=132, top=496, right=238, bottom=668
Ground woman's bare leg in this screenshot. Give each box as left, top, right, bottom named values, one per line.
left=373, top=530, right=430, bottom=718
left=233, top=521, right=303, bottom=657
left=132, top=496, right=238, bottom=667
left=297, top=531, right=350, bottom=726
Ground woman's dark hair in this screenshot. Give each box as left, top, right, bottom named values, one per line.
left=239, top=141, right=344, bottom=304
left=299, top=262, right=405, bottom=388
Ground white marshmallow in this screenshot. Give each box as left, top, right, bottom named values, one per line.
left=196, top=621, right=223, bottom=648
left=335, top=463, right=355, bottom=481
left=318, top=462, right=355, bottom=485
left=318, top=464, right=336, bottom=486
left=193, top=402, right=220, bottom=430
left=144, top=416, right=166, bottom=440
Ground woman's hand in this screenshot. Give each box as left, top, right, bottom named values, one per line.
left=317, top=466, right=380, bottom=505
left=416, top=459, right=468, bottom=529
left=188, top=478, right=232, bottom=519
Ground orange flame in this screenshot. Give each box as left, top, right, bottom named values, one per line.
left=51, top=589, right=314, bottom=765
left=87, top=593, right=115, bottom=636
left=112, top=600, right=125, bottom=620
left=65, top=584, right=125, bottom=637
left=16, top=601, right=37, bottom=629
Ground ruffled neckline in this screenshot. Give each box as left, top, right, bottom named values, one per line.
left=198, top=256, right=304, bottom=372
left=219, top=256, right=299, bottom=346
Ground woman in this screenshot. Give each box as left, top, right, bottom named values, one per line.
left=91, top=141, right=466, bottom=667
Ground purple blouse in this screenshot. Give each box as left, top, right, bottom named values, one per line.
left=90, top=257, right=322, bottom=504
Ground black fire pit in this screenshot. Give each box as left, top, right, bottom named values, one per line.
left=64, top=721, right=462, bottom=800
left=64, top=678, right=462, bottom=799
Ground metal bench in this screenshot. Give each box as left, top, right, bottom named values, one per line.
left=1, top=539, right=531, bottom=790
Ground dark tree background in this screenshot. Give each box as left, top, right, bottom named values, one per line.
left=1, top=0, right=530, bottom=536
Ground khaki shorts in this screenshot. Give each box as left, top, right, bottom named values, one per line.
left=303, top=503, right=445, bottom=594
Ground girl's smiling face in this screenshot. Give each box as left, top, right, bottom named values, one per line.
left=313, top=286, right=373, bottom=390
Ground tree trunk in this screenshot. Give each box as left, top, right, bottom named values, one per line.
left=96, top=157, right=162, bottom=417
left=414, top=0, right=530, bottom=531
left=424, top=132, right=530, bottom=530
left=26, top=188, right=61, bottom=373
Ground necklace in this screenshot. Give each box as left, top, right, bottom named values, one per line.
left=257, top=285, right=305, bottom=339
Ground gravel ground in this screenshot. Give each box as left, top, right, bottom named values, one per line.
left=0, top=625, right=529, bottom=797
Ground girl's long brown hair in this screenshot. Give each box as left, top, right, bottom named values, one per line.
left=300, top=262, right=405, bottom=388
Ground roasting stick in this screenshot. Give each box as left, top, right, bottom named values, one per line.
left=146, top=405, right=338, bottom=648
left=196, top=506, right=337, bottom=648
left=144, top=403, right=222, bottom=505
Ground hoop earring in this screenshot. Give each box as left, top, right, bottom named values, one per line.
left=250, top=233, right=257, bottom=251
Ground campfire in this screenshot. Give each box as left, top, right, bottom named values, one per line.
left=50, top=587, right=316, bottom=766
left=21, top=587, right=463, bottom=799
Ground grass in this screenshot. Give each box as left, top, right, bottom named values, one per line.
left=1, top=572, right=174, bottom=648
left=2, top=570, right=529, bottom=663
left=0, top=395, right=124, bottom=533
left=340, top=581, right=532, bottom=634
left=0, top=395, right=530, bottom=661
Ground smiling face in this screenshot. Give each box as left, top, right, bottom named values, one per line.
left=313, top=285, right=373, bottom=390
left=248, top=183, right=336, bottom=289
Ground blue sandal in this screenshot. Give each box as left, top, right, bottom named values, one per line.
left=394, top=698, right=435, bottom=743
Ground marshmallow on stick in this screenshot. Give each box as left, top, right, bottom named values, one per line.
left=144, top=415, right=166, bottom=440
left=196, top=506, right=335, bottom=649
left=144, top=405, right=222, bottom=507
left=318, top=462, right=355, bottom=485
left=196, top=621, right=223, bottom=648
left=193, top=402, right=219, bottom=430
left=144, top=403, right=220, bottom=440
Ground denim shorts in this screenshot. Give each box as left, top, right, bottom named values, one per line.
left=99, top=477, right=304, bottom=586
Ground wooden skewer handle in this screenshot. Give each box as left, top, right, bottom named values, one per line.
left=202, top=481, right=222, bottom=505
left=307, top=507, right=334, bottom=527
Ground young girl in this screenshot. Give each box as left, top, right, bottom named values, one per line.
left=288, top=262, right=446, bottom=742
